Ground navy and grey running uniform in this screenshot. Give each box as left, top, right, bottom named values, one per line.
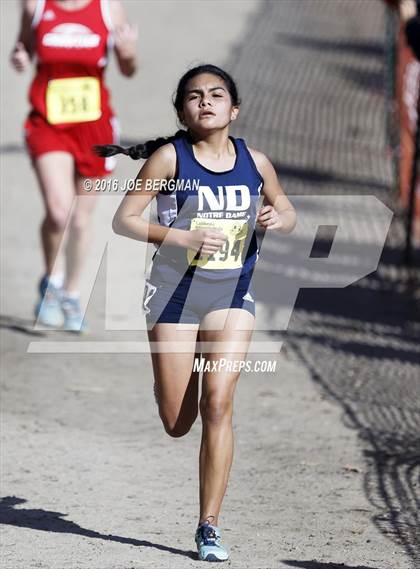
left=143, top=134, right=263, bottom=325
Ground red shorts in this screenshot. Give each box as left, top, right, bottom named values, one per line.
left=24, top=112, right=119, bottom=178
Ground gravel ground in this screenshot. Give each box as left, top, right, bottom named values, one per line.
left=1, top=1, right=418, bottom=568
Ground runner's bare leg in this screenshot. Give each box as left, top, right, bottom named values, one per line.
left=197, top=308, right=255, bottom=525
left=33, top=151, right=75, bottom=277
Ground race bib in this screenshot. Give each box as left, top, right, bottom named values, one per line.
left=188, top=218, right=248, bottom=270
left=46, top=77, right=101, bottom=124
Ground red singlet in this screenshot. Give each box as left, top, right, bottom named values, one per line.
left=25, top=0, right=119, bottom=177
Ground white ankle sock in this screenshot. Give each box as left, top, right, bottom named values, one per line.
left=48, top=272, right=64, bottom=288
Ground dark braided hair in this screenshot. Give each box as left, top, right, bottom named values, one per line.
left=93, top=64, right=240, bottom=160
left=93, top=130, right=186, bottom=160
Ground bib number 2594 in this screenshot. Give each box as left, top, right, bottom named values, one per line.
left=187, top=218, right=248, bottom=270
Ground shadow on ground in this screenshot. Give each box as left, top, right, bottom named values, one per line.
left=0, top=496, right=197, bottom=560
left=282, top=560, right=380, bottom=569
left=0, top=315, right=46, bottom=337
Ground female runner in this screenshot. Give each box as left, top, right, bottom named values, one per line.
left=97, top=64, right=296, bottom=562
left=10, top=0, right=137, bottom=331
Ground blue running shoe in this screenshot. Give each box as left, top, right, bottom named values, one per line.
left=34, top=275, right=64, bottom=328
left=195, top=521, right=229, bottom=562
left=61, top=295, right=87, bottom=333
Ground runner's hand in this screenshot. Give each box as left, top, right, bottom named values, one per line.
left=399, top=0, right=417, bottom=20
left=257, top=205, right=283, bottom=230
left=186, top=229, right=227, bottom=255
left=10, top=42, right=30, bottom=72
left=114, top=23, right=138, bottom=60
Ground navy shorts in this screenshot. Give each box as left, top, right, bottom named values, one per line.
left=142, top=264, right=256, bottom=325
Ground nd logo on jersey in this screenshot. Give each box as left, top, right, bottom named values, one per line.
left=198, top=185, right=251, bottom=214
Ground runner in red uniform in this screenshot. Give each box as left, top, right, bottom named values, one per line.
left=11, top=0, right=137, bottom=331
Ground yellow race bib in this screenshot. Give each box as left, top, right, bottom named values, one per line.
left=188, top=218, right=248, bottom=270
left=46, top=77, right=101, bottom=124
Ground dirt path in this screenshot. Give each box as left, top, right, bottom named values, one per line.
left=1, top=1, right=417, bottom=568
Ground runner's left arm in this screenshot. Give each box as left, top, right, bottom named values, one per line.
left=109, top=0, right=138, bottom=77
left=250, top=148, right=297, bottom=234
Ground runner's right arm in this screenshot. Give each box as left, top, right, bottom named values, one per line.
left=112, top=143, right=227, bottom=255
left=10, top=0, right=36, bottom=72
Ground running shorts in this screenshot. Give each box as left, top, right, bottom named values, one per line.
left=24, top=111, right=119, bottom=178
left=142, top=263, right=256, bottom=325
